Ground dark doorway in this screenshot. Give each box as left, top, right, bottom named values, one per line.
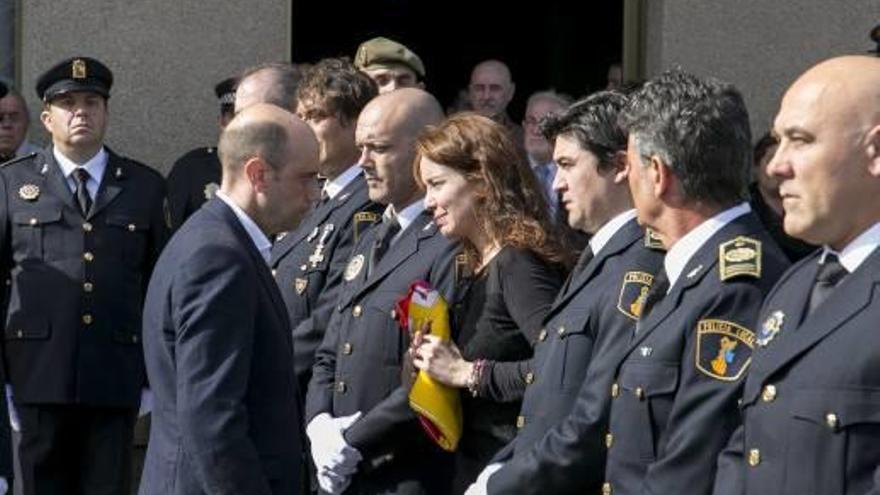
left=291, top=0, right=623, bottom=121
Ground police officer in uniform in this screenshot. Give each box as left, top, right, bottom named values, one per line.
left=274, top=58, right=381, bottom=396
left=463, top=91, right=665, bottom=494
left=0, top=57, right=168, bottom=495
left=599, top=70, right=790, bottom=495
left=713, top=56, right=880, bottom=495
left=305, top=89, right=455, bottom=495
left=165, top=77, right=236, bottom=230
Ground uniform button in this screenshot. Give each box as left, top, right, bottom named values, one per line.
left=605, top=432, right=614, bottom=448
left=516, top=415, right=525, bottom=429
left=271, top=269, right=277, bottom=277
left=826, top=413, right=839, bottom=430
left=83, top=282, right=94, bottom=293
left=525, top=372, right=534, bottom=385
left=557, top=325, right=566, bottom=336
left=16, top=330, right=23, bottom=338
left=761, top=384, right=777, bottom=402
left=28, top=218, right=37, bottom=226
left=611, top=382, right=620, bottom=398
left=635, top=387, right=645, bottom=400
left=538, top=329, right=547, bottom=342
left=82, top=314, right=93, bottom=325
left=343, top=342, right=353, bottom=355
left=602, top=482, right=612, bottom=495
left=748, top=448, right=761, bottom=467
left=82, top=222, right=93, bottom=232
left=83, top=252, right=94, bottom=262
left=352, top=305, right=362, bottom=317
left=127, top=223, right=136, bottom=232
left=300, top=264, right=307, bottom=271
left=390, top=309, right=397, bottom=319
left=335, top=381, right=347, bottom=393
left=131, top=334, right=139, bottom=343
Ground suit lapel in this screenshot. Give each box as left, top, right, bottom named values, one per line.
left=751, top=249, right=880, bottom=381
left=88, top=151, right=125, bottom=219
left=39, top=149, right=79, bottom=212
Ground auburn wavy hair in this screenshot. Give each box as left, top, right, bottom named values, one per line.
left=414, top=112, right=573, bottom=268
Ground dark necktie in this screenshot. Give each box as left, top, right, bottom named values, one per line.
left=367, top=215, right=401, bottom=277
left=639, top=269, right=669, bottom=321
left=805, top=254, right=848, bottom=318
left=72, top=168, right=92, bottom=216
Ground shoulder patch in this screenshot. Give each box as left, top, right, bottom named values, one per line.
left=695, top=319, right=755, bottom=381
left=0, top=152, right=37, bottom=169
left=644, top=228, right=665, bottom=250
left=617, top=271, right=654, bottom=320
left=719, top=236, right=762, bottom=281
left=353, top=211, right=380, bottom=243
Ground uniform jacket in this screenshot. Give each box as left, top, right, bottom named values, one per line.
left=487, top=218, right=665, bottom=494
left=306, top=209, right=458, bottom=494
left=713, top=246, right=880, bottom=495
left=140, top=198, right=303, bottom=495
left=0, top=146, right=167, bottom=407
left=271, top=174, right=382, bottom=394
left=602, top=211, right=789, bottom=495
left=165, top=146, right=221, bottom=230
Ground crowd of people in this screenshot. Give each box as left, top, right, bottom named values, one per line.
left=0, top=34, right=878, bottom=495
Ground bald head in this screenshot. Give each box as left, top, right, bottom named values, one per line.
left=234, top=63, right=303, bottom=113
left=768, top=55, right=880, bottom=249
left=468, top=59, right=515, bottom=118
left=356, top=88, right=444, bottom=207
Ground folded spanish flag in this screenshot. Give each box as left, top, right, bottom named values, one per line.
left=395, top=281, right=463, bottom=452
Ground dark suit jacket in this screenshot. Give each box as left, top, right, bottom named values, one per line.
left=714, top=246, right=880, bottom=495
left=487, top=219, right=665, bottom=494
left=0, top=146, right=167, bottom=407
left=306, top=210, right=458, bottom=494
left=272, top=174, right=382, bottom=394
left=140, top=198, right=303, bottom=495
left=603, top=211, right=789, bottom=495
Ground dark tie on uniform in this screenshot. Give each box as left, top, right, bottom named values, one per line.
left=805, top=253, right=849, bottom=318
left=72, top=168, right=92, bottom=216
left=639, top=269, right=669, bottom=320
left=367, top=215, right=401, bottom=277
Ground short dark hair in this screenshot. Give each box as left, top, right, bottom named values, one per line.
left=296, top=57, right=378, bottom=126
left=540, top=90, right=627, bottom=172
left=218, top=118, right=291, bottom=172
left=619, top=69, right=752, bottom=206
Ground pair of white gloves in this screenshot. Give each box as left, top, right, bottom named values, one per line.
left=306, top=412, right=363, bottom=495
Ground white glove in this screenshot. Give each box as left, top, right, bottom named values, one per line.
left=316, top=467, right=351, bottom=495
left=307, top=412, right=363, bottom=480
left=464, top=462, right=504, bottom=495
left=138, top=388, right=153, bottom=417
left=5, top=385, right=18, bottom=432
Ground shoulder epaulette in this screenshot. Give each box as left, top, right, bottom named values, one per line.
left=353, top=211, right=380, bottom=243
left=644, top=228, right=665, bottom=251
left=0, top=152, right=37, bottom=169
left=719, top=235, right=762, bottom=281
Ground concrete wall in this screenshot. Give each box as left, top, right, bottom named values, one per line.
left=643, top=0, right=879, bottom=137
left=20, top=0, right=290, bottom=173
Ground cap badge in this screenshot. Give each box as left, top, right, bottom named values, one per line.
left=72, top=59, right=87, bottom=79
left=18, top=184, right=40, bottom=201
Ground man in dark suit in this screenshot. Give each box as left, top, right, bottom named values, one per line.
left=598, top=70, right=790, bottom=495
left=274, top=57, right=381, bottom=396
left=140, top=104, right=319, bottom=494
left=305, top=88, right=455, bottom=495
left=713, top=56, right=880, bottom=495
left=165, top=77, right=236, bottom=230
left=0, top=57, right=168, bottom=495
left=464, top=92, right=664, bottom=494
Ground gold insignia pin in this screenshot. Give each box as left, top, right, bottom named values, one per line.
left=204, top=182, right=219, bottom=200
left=294, top=278, right=308, bottom=294
left=72, top=59, right=87, bottom=79
left=644, top=228, right=665, bottom=250
left=18, top=184, right=40, bottom=201
left=353, top=211, right=380, bottom=242
left=343, top=254, right=365, bottom=281
left=719, top=236, right=762, bottom=281
left=115, top=167, right=122, bottom=179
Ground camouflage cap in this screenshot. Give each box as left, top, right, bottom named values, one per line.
left=354, top=37, right=425, bottom=78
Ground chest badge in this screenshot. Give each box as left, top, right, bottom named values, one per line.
left=203, top=182, right=219, bottom=200
left=617, top=271, right=654, bottom=320
left=294, top=278, right=308, bottom=294
left=18, top=184, right=40, bottom=201
left=344, top=254, right=365, bottom=281
left=695, top=319, right=755, bottom=381
left=756, top=310, right=785, bottom=347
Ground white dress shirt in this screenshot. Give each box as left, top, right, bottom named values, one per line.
left=53, top=146, right=108, bottom=199
left=216, top=190, right=272, bottom=263
left=589, top=209, right=638, bottom=256
left=819, top=221, right=880, bottom=273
